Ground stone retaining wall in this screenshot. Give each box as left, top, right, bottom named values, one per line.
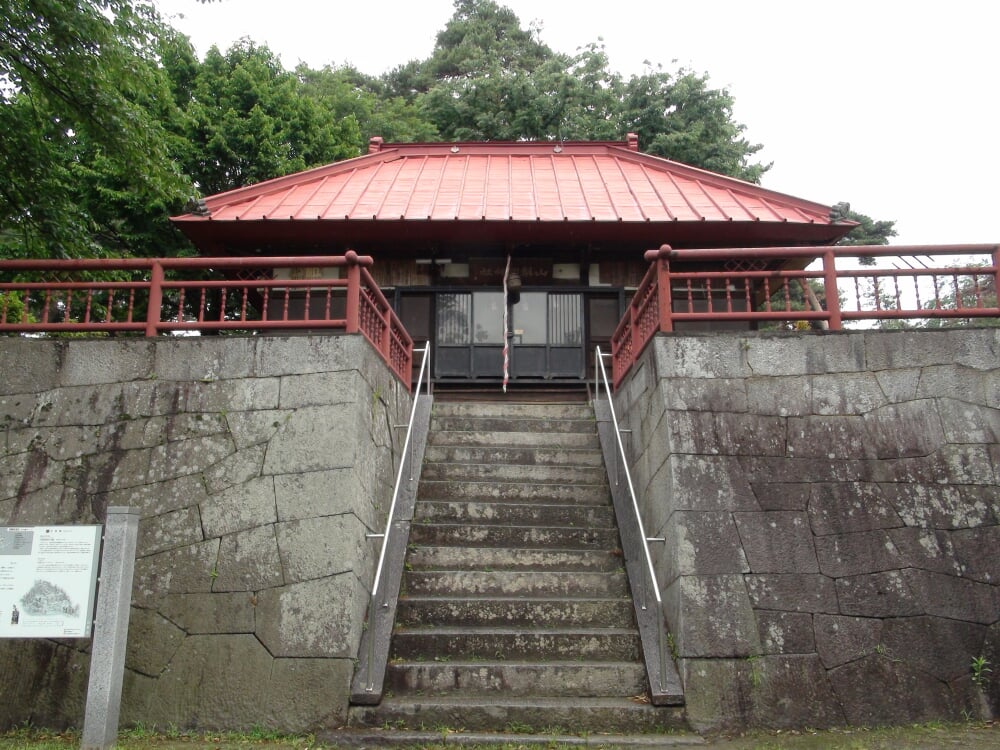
left=0, top=335, right=411, bottom=732
left=615, top=328, right=1000, bottom=731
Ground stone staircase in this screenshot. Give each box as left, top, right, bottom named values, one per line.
left=348, top=401, right=686, bottom=734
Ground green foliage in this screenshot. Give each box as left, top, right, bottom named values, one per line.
left=0, top=0, right=194, bottom=258
left=831, top=203, right=898, bottom=267
left=174, top=39, right=360, bottom=195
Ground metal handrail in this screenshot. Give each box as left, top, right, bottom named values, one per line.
left=364, top=343, right=431, bottom=691
left=593, top=345, right=668, bottom=688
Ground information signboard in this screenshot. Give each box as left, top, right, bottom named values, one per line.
left=0, top=525, right=102, bottom=638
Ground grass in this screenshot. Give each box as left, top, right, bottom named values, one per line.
left=0, top=721, right=996, bottom=750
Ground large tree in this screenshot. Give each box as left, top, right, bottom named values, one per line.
left=0, top=0, right=193, bottom=258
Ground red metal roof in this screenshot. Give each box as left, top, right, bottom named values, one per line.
left=173, top=137, right=854, bottom=250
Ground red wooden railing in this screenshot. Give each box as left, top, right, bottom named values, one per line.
left=0, top=252, right=413, bottom=389
left=611, top=243, right=1000, bottom=389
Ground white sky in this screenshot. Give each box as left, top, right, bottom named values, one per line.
left=155, top=0, right=999, bottom=248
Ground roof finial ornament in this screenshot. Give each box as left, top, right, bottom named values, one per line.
left=368, top=136, right=384, bottom=154
left=626, top=133, right=639, bottom=152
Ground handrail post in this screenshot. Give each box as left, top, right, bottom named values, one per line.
left=656, top=245, right=674, bottom=333
left=822, top=248, right=842, bottom=330
left=145, top=261, right=164, bottom=337
left=345, top=250, right=361, bottom=334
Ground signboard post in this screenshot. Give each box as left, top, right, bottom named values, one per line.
left=81, top=507, right=140, bottom=750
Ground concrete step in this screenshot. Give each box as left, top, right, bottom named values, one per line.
left=389, top=627, right=641, bottom=661
left=423, top=444, right=604, bottom=467
left=420, top=462, right=607, bottom=485
left=349, top=695, right=687, bottom=733
left=433, top=403, right=595, bottom=420
left=418, top=479, right=610, bottom=505
left=414, top=500, right=616, bottom=529
left=385, top=660, right=647, bottom=698
left=396, top=596, right=634, bottom=628
left=409, top=523, right=620, bottom=550
left=430, top=416, right=597, bottom=435
left=404, top=570, right=629, bottom=598
left=429, top=429, right=600, bottom=449
left=406, top=545, right=624, bottom=573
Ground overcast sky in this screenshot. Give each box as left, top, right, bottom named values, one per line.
left=155, top=0, right=999, bottom=248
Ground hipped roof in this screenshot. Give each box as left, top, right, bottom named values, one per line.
left=173, top=136, right=855, bottom=251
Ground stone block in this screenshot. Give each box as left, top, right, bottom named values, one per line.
left=213, top=525, right=284, bottom=592
left=262, top=404, right=359, bottom=475
left=260, top=658, right=353, bottom=731
left=278, top=371, right=359, bottom=408
left=874, top=368, right=920, bottom=403
left=0, top=340, right=60, bottom=395
left=33, top=383, right=126, bottom=427
left=224, top=410, right=293, bottom=450
left=916, top=364, right=990, bottom=403
left=671, top=511, right=749, bottom=579
left=132, top=538, right=220, bottom=608
left=654, top=335, right=752, bottom=379
left=149, top=634, right=272, bottom=729
left=937, top=399, right=1000, bottom=444
left=274, top=468, right=367, bottom=523
left=147, top=434, right=236, bottom=484
left=275, top=514, right=368, bottom=583
left=125, top=607, right=185, bottom=677
left=101, top=474, right=208, bottom=519
left=865, top=400, right=947, bottom=459
left=745, top=574, right=838, bottom=614
left=905, top=568, right=1000, bottom=624
left=811, top=372, right=887, bottom=415
left=668, top=411, right=786, bottom=457
left=255, top=573, right=367, bottom=658
left=756, top=611, right=815, bottom=655
left=951, top=526, right=1000, bottom=583
left=159, top=592, right=256, bottom=634
left=749, top=482, right=811, bottom=511
left=668, top=455, right=760, bottom=512
left=200, top=476, right=276, bottom=538
left=864, top=328, right=998, bottom=371
left=153, top=337, right=257, bottom=382
left=808, top=482, right=903, bottom=535
left=875, top=446, right=996, bottom=487
left=679, top=658, right=753, bottom=732
left=666, top=575, right=759, bottom=658
left=59, top=339, right=154, bottom=387
left=814, top=529, right=904, bottom=577
left=662, top=377, right=748, bottom=413
left=745, top=376, right=811, bottom=417
left=748, top=655, right=845, bottom=729
left=743, top=332, right=864, bottom=376
left=739, top=455, right=876, bottom=485
left=254, top=335, right=356, bottom=377
left=138, top=506, right=204, bottom=556
left=882, top=616, right=987, bottom=681
left=836, top=570, right=922, bottom=618
left=180, top=377, right=280, bottom=414
left=880, top=482, right=993, bottom=529
left=4, top=484, right=83, bottom=525
left=814, top=614, right=882, bottom=669
left=0, top=640, right=89, bottom=728
left=787, top=416, right=870, bottom=460
left=888, top=527, right=962, bottom=576
left=735, top=512, right=818, bottom=573
left=829, top=654, right=965, bottom=725
left=202, top=444, right=265, bottom=494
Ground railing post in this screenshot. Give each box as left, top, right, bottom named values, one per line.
left=345, top=250, right=361, bottom=334
left=657, top=246, right=674, bottom=333
left=822, top=248, right=842, bottom=330
left=145, top=260, right=164, bottom=337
